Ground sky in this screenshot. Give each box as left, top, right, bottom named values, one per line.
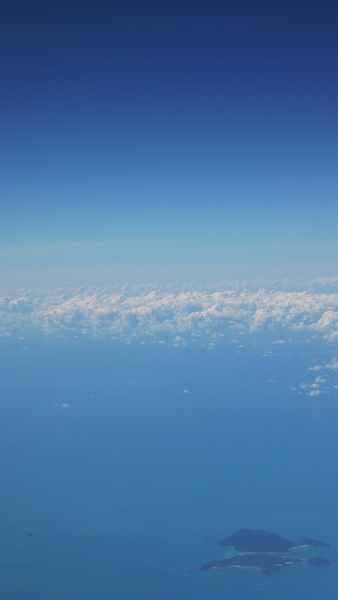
left=1, top=0, right=338, bottom=285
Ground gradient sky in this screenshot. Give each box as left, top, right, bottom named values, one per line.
left=1, top=0, right=338, bottom=284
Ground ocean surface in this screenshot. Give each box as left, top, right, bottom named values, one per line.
left=0, top=334, right=337, bottom=599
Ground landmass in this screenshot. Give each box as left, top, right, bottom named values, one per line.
left=217, top=529, right=331, bottom=552
left=199, top=553, right=331, bottom=577
left=301, top=537, right=331, bottom=549
left=197, top=529, right=331, bottom=577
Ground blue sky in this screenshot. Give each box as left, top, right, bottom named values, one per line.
left=1, top=1, right=338, bottom=284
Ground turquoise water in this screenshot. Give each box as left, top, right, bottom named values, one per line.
left=0, top=336, right=337, bottom=599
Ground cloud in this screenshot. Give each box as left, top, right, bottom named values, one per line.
left=173, top=335, right=186, bottom=346
left=0, top=283, right=338, bottom=342
left=300, top=375, right=327, bottom=393
left=325, top=360, right=338, bottom=370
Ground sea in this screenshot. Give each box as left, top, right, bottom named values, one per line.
left=0, top=332, right=337, bottom=599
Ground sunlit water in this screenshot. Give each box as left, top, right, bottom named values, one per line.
left=0, top=335, right=337, bottom=599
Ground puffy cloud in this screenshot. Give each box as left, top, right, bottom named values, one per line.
left=0, top=283, right=338, bottom=342
left=300, top=375, right=327, bottom=393
left=173, top=335, right=186, bottom=347
left=325, top=360, right=338, bottom=370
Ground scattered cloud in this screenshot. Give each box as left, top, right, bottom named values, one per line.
left=325, top=360, right=338, bottom=370
left=298, top=372, right=331, bottom=396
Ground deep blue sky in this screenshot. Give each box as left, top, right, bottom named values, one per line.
left=1, top=1, right=338, bottom=284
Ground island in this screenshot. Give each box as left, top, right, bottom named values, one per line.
left=301, top=537, right=331, bottom=549
left=217, top=529, right=331, bottom=552
left=197, top=529, right=331, bottom=577
left=199, top=553, right=331, bottom=577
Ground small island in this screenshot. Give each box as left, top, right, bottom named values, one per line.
left=197, top=529, right=331, bottom=577
left=217, top=529, right=331, bottom=553
left=199, top=553, right=331, bottom=578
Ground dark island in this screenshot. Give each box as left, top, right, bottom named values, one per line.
left=301, top=537, right=331, bottom=549
left=218, top=529, right=331, bottom=553
left=197, top=529, right=331, bottom=577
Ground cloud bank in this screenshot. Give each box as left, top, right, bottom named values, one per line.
left=1, top=281, right=338, bottom=342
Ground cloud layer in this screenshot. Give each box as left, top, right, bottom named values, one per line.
left=1, top=281, right=338, bottom=342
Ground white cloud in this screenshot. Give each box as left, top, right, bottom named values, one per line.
left=300, top=375, right=327, bottom=392
left=325, top=360, right=338, bottom=370
left=309, top=365, right=322, bottom=370
left=307, top=389, right=323, bottom=396
left=0, top=283, right=338, bottom=342
left=173, top=335, right=186, bottom=346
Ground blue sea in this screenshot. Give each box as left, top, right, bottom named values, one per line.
left=0, top=334, right=337, bottom=599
